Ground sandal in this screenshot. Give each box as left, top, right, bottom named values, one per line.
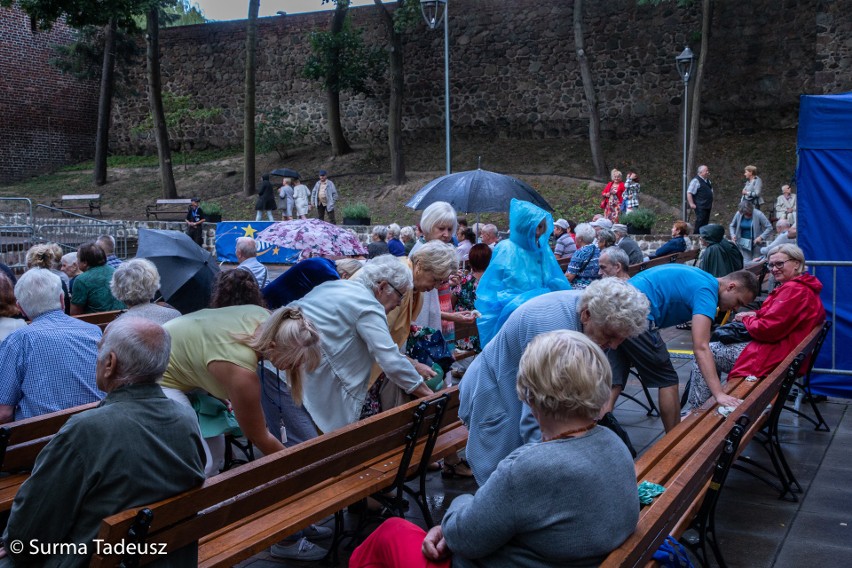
left=441, top=459, right=474, bottom=479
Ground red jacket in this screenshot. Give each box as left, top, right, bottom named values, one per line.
left=730, top=273, right=825, bottom=378
left=600, top=182, right=625, bottom=210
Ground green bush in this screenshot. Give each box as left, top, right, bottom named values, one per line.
left=341, top=202, right=371, bottom=218
left=620, top=207, right=657, bottom=230
left=256, top=109, right=307, bottom=159
left=201, top=201, right=223, bottom=215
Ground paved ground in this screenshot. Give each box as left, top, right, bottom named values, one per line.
left=237, top=328, right=852, bottom=568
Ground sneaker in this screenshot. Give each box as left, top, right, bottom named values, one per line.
left=301, top=524, right=333, bottom=540
left=270, top=537, right=327, bottom=561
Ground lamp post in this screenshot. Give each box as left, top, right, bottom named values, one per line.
left=420, top=0, right=451, bottom=176
left=676, top=46, right=695, bottom=221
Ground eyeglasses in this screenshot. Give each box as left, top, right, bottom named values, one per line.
left=387, top=281, right=405, bottom=299
left=766, top=259, right=797, bottom=270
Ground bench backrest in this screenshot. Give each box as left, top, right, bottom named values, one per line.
left=93, top=388, right=460, bottom=566
left=155, top=199, right=192, bottom=205
left=557, top=248, right=699, bottom=274
left=626, top=248, right=699, bottom=276
left=0, top=402, right=98, bottom=473
left=73, top=310, right=124, bottom=330
left=61, top=194, right=101, bottom=201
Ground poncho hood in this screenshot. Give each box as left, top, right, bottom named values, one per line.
left=508, top=198, right=553, bottom=252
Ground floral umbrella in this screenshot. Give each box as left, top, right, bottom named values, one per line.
left=256, top=219, right=368, bottom=259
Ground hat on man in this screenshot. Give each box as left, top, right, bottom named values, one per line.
left=612, top=223, right=628, bottom=234
left=590, top=218, right=613, bottom=230
left=190, top=197, right=200, bottom=203
left=318, top=170, right=328, bottom=176
left=554, top=219, right=569, bottom=230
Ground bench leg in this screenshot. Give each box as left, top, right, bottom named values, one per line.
left=784, top=382, right=830, bottom=432
left=621, top=370, right=660, bottom=417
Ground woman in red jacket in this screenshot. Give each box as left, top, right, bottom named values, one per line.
left=600, top=169, right=625, bottom=223
left=686, top=243, right=825, bottom=409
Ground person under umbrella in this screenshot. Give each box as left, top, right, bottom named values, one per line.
left=255, top=174, right=277, bottom=222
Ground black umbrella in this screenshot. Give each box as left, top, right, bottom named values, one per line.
left=270, top=167, right=301, bottom=179
left=405, top=168, right=553, bottom=213
left=136, top=229, right=220, bottom=314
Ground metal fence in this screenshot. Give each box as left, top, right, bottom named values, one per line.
left=805, top=259, right=851, bottom=377
left=0, top=198, right=128, bottom=275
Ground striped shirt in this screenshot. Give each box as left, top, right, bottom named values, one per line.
left=459, top=290, right=584, bottom=486
left=0, top=310, right=104, bottom=420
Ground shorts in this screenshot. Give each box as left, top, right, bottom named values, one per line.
left=607, top=329, right=679, bottom=389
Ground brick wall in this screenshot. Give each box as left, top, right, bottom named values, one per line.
left=0, top=3, right=98, bottom=184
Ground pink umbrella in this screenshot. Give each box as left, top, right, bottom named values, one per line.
left=256, top=219, right=368, bottom=258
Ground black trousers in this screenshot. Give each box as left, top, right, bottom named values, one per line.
left=317, top=203, right=336, bottom=224
left=693, top=208, right=711, bottom=234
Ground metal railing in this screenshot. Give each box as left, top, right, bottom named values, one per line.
left=0, top=198, right=35, bottom=273
left=805, top=260, right=851, bottom=377
left=34, top=204, right=128, bottom=259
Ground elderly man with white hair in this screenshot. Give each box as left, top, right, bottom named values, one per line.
left=0, top=269, right=103, bottom=423
left=479, top=224, right=499, bottom=248
left=2, top=317, right=206, bottom=566
left=235, top=236, right=268, bottom=289
left=612, top=223, right=644, bottom=265
left=758, top=218, right=797, bottom=258
left=460, top=278, right=650, bottom=485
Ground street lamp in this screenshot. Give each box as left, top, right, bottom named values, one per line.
left=676, top=46, right=695, bottom=221
left=420, top=0, right=451, bottom=176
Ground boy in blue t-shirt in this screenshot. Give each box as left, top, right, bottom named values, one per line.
left=606, top=264, right=758, bottom=432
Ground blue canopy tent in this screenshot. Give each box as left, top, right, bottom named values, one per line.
left=797, top=92, right=852, bottom=398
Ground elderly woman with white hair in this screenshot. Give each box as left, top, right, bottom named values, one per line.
left=351, top=330, right=639, bottom=568
left=292, top=255, right=433, bottom=434
left=111, top=259, right=181, bottom=325
left=565, top=222, right=602, bottom=289
left=387, top=223, right=406, bottom=256
left=400, top=226, right=417, bottom=255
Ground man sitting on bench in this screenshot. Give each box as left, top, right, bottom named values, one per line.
left=603, top=264, right=759, bottom=432
left=1, top=317, right=206, bottom=565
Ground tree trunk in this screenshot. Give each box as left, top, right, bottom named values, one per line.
left=93, top=19, right=116, bottom=187
left=327, top=87, right=352, bottom=155
left=244, top=0, right=260, bottom=197
left=327, top=1, right=352, bottom=156
left=573, top=0, right=606, bottom=181
left=146, top=8, right=177, bottom=199
left=687, top=0, right=712, bottom=178
left=375, top=1, right=406, bottom=185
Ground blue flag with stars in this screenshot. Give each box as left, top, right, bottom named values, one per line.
left=215, top=222, right=298, bottom=264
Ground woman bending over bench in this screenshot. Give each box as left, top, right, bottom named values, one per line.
left=351, top=330, right=639, bottom=568
left=160, top=304, right=321, bottom=476
left=687, top=243, right=825, bottom=409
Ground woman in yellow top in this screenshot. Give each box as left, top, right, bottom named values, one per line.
left=161, top=304, right=321, bottom=477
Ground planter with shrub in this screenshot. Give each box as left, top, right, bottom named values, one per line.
left=341, top=202, right=371, bottom=226
left=621, top=208, right=656, bottom=235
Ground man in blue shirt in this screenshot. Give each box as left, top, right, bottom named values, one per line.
left=605, top=264, right=759, bottom=432
left=235, top=236, right=268, bottom=289
left=0, top=269, right=103, bottom=423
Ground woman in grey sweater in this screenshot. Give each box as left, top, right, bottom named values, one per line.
left=350, top=330, right=639, bottom=568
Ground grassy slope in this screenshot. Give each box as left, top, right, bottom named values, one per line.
left=0, top=130, right=797, bottom=232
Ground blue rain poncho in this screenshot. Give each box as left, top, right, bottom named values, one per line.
left=475, top=199, right=571, bottom=345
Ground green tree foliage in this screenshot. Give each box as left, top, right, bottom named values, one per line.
left=50, top=25, right=141, bottom=97
left=132, top=92, right=222, bottom=144
left=303, top=16, right=385, bottom=96
left=255, top=109, right=308, bottom=160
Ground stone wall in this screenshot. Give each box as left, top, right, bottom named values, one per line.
left=3, top=0, right=850, bottom=176
left=0, top=4, right=98, bottom=183
left=108, top=0, right=833, bottom=154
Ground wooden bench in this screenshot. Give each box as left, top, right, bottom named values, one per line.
left=90, top=387, right=468, bottom=568
left=558, top=248, right=699, bottom=274
left=73, top=309, right=125, bottom=330
left=146, top=199, right=191, bottom=221
left=50, top=194, right=102, bottom=217
left=0, top=402, right=99, bottom=513
left=601, top=323, right=823, bottom=568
